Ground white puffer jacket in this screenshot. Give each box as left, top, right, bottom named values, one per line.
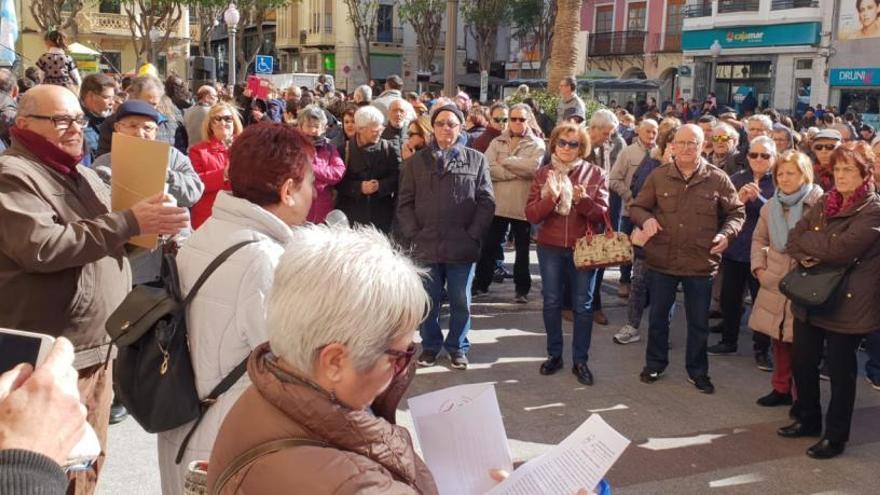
left=156, top=191, right=294, bottom=495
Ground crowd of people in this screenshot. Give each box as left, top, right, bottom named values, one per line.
left=0, top=62, right=879, bottom=495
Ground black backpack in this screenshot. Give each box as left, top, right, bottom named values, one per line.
left=105, top=240, right=256, bottom=462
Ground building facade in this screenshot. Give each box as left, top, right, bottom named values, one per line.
left=827, top=0, right=880, bottom=128
left=679, top=0, right=830, bottom=114
left=18, top=2, right=190, bottom=78
left=579, top=0, right=685, bottom=103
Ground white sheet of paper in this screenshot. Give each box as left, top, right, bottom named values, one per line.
left=408, top=383, right=513, bottom=495
left=485, top=415, right=630, bottom=495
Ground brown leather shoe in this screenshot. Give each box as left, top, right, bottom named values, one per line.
left=593, top=309, right=608, bottom=325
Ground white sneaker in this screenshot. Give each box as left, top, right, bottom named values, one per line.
left=613, top=325, right=641, bottom=345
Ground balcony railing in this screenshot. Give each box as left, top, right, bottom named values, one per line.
left=373, top=26, right=403, bottom=44
left=718, top=0, right=759, bottom=13
left=589, top=30, right=647, bottom=56
left=85, top=12, right=183, bottom=37
left=683, top=1, right=712, bottom=17
left=771, top=0, right=819, bottom=9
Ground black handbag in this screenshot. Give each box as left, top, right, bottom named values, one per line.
left=778, top=261, right=855, bottom=308
left=105, top=240, right=256, bottom=435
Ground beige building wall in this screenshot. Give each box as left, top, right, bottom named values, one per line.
left=18, top=4, right=190, bottom=78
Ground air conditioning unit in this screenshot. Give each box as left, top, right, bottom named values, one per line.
left=428, top=63, right=438, bottom=73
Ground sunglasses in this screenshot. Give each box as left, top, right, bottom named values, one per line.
left=711, top=135, right=732, bottom=143
left=493, top=117, right=508, bottom=124
left=557, top=139, right=581, bottom=150
left=748, top=152, right=772, bottom=160
left=509, top=117, right=528, bottom=123
left=384, top=343, right=417, bottom=376
left=813, top=144, right=837, bottom=151
left=212, top=115, right=234, bottom=123
left=434, top=120, right=460, bottom=129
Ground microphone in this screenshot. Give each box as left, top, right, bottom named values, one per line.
left=324, top=209, right=349, bottom=228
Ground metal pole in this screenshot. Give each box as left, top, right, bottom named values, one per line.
left=443, top=0, right=458, bottom=98
left=229, top=27, right=237, bottom=87
left=710, top=55, right=717, bottom=102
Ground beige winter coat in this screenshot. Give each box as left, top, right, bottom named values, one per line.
left=748, top=187, right=823, bottom=342
left=484, top=130, right=545, bottom=221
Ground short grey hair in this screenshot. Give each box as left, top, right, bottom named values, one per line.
left=389, top=98, right=416, bottom=121
left=266, top=224, right=430, bottom=373
left=127, top=75, right=164, bottom=99
left=747, top=114, right=773, bottom=132
left=638, top=119, right=659, bottom=130
left=589, top=108, right=619, bottom=129
left=713, top=122, right=739, bottom=143
left=353, top=84, right=372, bottom=103
left=750, top=135, right=777, bottom=155
left=297, top=104, right=328, bottom=127
left=508, top=103, right=533, bottom=119
left=354, top=105, right=385, bottom=128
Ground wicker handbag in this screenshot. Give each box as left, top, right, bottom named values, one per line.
left=574, top=211, right=633, bottom=270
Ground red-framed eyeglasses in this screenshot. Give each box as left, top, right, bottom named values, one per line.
left=384, top=343, right=417, bottom=376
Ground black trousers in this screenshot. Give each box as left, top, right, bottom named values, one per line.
left=792, top=318, right=864, bottom=442
left=474, top=216, right=532, bottom=295
left=720, top=258, right=769, bottom=352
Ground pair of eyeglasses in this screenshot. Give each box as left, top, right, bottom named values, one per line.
left=748, top=152, right=772, bottom=160
left=509, top=117, right=527, bottom=123
left=212, top=115, right=234, bottom=123
left=557, top=139, right=580, bottom=150
left=25, top=114, right=87, bottom=131
left=813, top=144, right=837, bottom=151
left=711, top=135, right=732, bottom=143
left=434, top=120, right=460, bottom=129
left=493, top=117, right=508, bottom=124
left=384, top=343, right=417, bottom=376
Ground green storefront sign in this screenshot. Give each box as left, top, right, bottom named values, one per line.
left=322, top=53, right=335, bottom=73
left=682, top=22, right=820, bottom=51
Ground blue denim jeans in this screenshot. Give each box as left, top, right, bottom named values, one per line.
left=645, top=270, right=713, bottom=379
left=538, top=245, right=597, bottom=363
left=865, top=330, right=880, bottom=381
left=420, top=263, right=475, bottom=354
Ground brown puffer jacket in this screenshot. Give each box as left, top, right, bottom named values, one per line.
left=787, top=192, right=880, bottom=335
left=748, top=187, right=823, bottom=342
left=208, top=343, right=438, bottom=494
left=629, top=158, right=745, bottom=277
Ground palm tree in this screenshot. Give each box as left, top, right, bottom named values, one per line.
left=547, top=0, right=583, bottom=91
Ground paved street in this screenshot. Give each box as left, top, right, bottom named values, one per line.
left=99, top=252, right=880, bottom=494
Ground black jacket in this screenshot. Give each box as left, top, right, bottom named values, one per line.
left=337, top=138, right=401, bottom=233
left=396, top=140, right=495, bottom=264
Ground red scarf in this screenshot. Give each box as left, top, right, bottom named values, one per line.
left=824, top=180, right=871, bottom=218
left=813, top=164, right=834, bottom=192
left=10, top=126, right=83, bottom=178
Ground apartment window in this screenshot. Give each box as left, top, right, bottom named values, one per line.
left=99, top=0, right=121, bottom=13
left=627, top=2, right=647, bottom=31
left=376, top=4, right=393, bottom=41
left=796, top=59, right=813, bottom=70
left=664, top=0, right=684, bottom=50
left=595, top=5, right=614, bottom=33
left=324, top=0, right=333, bottom=33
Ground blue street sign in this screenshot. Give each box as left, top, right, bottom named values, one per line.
left=255, top=55, right=273, bottom=74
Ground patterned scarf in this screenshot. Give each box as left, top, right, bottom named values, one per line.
left=824, top=180, right=871, bottom=218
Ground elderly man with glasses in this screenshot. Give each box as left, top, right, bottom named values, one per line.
left=630, top=124, right=745, bottom=394
left=0, top=84, right=190, bottom=493
left=397, top=104, right=495, bottom=370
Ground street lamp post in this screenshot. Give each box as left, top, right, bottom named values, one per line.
left=709, top=39, right=722, bottom=101
left=224, top=3, right=241, bottom=88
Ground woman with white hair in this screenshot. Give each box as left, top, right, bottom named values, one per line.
left=353, top=84, right=373, bottom=106
left=707, top=136, right=776, bottom=371
left=336, top=105, right=401, bottom=233
left=206, top=224, right=438, bottom=493
left=298, top=104, right=346, bottom=223
left=586, top=108, right=627, bottom=326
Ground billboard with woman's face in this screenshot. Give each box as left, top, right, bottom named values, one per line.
left=840, top=0, right=880, bottom=40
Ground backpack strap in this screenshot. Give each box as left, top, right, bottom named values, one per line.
left=183, top=240, right=258, bottom=307
left=212, top=438, right=329, bottom=494
left=175, top=356, right=249, bottom=464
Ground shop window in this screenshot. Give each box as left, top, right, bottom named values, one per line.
left=595, top=5, right=614, bottom=33
left=794, top=78, right=811, bottom=115
left=796, top=59, right=813, bottom=70
left=100, top=52, right=121, bottom=73
left=99, top=1, right=121, bottom=14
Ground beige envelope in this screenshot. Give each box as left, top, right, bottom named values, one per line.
left=110, top=132, right=170, bottom=249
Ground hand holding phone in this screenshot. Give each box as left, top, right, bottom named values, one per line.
left=0, top=335, right=88, bottom=466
